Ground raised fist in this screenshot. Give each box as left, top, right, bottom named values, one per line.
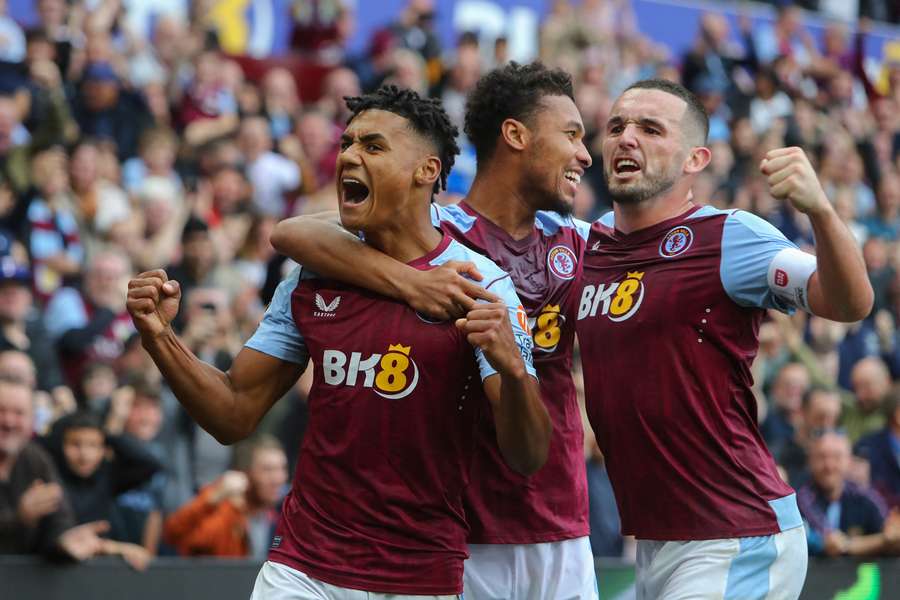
left=126, top=270, right=182, bottom=339
left=760, top=147, right=830, bottom=216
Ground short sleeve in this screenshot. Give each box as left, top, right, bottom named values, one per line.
left=244, top=267, right=309, bottom=365
left=475, top=273, right=537, bottom=382
left=720, top=210, right=812, bottom=312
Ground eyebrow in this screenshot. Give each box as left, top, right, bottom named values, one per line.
left=564, top=120, right=585, bottom=133
left=606, top=116, right=668, bottom=131
left=340, top=132, right=390, bottom=146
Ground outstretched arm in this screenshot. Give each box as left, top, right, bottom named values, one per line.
left=270, top=212, right=492, bottom=320
left=761, top=147, right=873, bottom=322
left=128, top=270, right=304, bottom=444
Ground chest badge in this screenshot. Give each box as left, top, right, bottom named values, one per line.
left=659, top=226, right=693, bottom=258
left=547, top=245, right=577, bottom=280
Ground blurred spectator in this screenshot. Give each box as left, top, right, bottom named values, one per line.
left=438, top=41, right=482, bottom=131
left=293, top=108, right=339, bottom=197
left=777, top=387, right=843, bottom=487
left=761, top=362, right=811, bottom=453
left=164, top=435, right=287, bottom=558
left=844, top=356, right=892, bottom=443
left=25, top=148, right=83, bottom=305
left=389, top=0, right=442, bottom=87
left=66, top=139, right=132, bottom=256
left=112, top=378, right=166, bottom=554
left=862, top=171, right=900, bottom=241
left=798, top=430, right=900, bottom=556
left=71, top=61, right=154, bottom=160
left=261, top=68, right=301, bottom=143
left=176, top=50, right=239, bottom=148
left=165, top=218, right=220, bottom=330
left=682, top=12, right=753, bottom=96
left=44, top=250, right=135, bottom=396
left=316, top=66, right=361, bottom=125
left=0, top=258, right=66, bottom=396
left=121, top=126, right=182, bottom=196
left=855, top=387, right=900, bottom=509
left=288, top=0, right=354, bottom=64
left=0, top=378, right=108, bottom=560
left=238, top=116, right=302, bottom=218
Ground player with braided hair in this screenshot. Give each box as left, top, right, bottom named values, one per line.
left=126, top=86, right=549, bottom=598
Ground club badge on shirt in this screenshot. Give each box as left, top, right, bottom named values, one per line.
left=659, top=226, right=694, bottom=258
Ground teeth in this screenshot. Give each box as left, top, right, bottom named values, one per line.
left=616, top=159, right=639, bottom=171
left=342, top=177, right=362, bottom=184
left=564, top=171, right=581, bottom=184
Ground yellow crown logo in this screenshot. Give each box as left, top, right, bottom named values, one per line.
left=387, top=343, right=411, bottom=355
left=626, top=271, right=645, bottom=280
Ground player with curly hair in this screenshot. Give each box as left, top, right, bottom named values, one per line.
left=126, top=85, right=550, bottom=599
left=271, top=64, right=598, bottom=599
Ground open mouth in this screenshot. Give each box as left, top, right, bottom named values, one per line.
left=613, top=158, right=642, bottom=175
left=564, top=169, right=582, bottom=185
left=341, top=177, right=370, bottom=204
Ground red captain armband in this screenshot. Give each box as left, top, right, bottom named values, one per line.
left=767, top=248, right=817, bottom=312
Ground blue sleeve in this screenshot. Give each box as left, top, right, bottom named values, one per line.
left=475, top=272, right=537, bottom=381
left=720, top=210, right=799, bottom=311
left=244, top=267, right=309, bottom=365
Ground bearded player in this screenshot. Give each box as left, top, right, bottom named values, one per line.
left=270, top=62, right=597, bottom=599
left=575, top=79, right=872, bottom=599
left=126, top=86, right=550, bottom=598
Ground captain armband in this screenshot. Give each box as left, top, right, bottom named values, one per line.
left=767, top=248, right=817, bottom=312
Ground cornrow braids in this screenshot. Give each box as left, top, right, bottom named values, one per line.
left=344, top=85, right=460, bottom=194
left=464, top=61, right=574, bottom=166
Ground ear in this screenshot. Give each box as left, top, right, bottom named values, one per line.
left=500, top=118, right=530, bottom=152
left=684, top=145, right=711, bottom=175
left=415, top=155, right=442, bottom=189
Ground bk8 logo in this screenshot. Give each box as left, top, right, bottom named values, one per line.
left=577, top=272, right=645, bottom=322
left=530, top=304, right=565, bottom=353
left=323, top=343, right=420, bottom=399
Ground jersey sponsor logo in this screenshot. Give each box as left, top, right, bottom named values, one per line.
left=774, top=268, right=789, bottom=287
left=659, top=226, right=693, bottom=258
left=322, top=343, right=420, bottom=399
left=547, top=245, right=577, bottom=280
left=577, top=271, right=645, bottom=322
left=314, top=293, right=341, bottom=317
left=529, top=304, right=564, bottom=353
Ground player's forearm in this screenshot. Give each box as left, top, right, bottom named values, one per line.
left=490, top=371, right=552, bottom=475
left=270, top=215, right=414, bottom=300
left=807, top=205, right=873, bottom=322
left=140, top=330, right=248, bottom=444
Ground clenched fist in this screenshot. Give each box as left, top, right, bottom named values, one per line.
left=126, top=269, right=182, bottom=339
left=457, top=302, right=525, bottom=377
left=760, top=147, right=830, bottom=216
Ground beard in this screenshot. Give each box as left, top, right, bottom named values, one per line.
left=520, top=167, right=573, bottom=216
left=604, top=159, right=681, bottom=205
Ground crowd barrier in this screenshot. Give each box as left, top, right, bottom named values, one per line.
left=2, top=556, right=897, bottom=599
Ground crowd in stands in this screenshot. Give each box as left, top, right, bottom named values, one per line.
left=1, top=0, right=900, bottom=571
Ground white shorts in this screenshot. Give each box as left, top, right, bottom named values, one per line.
left=250, top=561, right=461, bottom=600
left=463, top=536, right=599, bottom=600
left=635, top=526, right=808, bottom=600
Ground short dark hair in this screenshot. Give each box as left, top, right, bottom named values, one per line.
left=344, top=85, right=460, bottom=194
left=623, top=79, right=709, bottom=146
left=464, top=61, right=574, bottom=166
left=59, top=411, right=105, bottom=437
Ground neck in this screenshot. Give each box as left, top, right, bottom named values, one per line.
left=824, top=481, right=845, bottom=503
left=364, top=202, right=443, bottom=263
left=465, top=164, right=540, bottom=240
left=613, top=187, right=695, bottom=234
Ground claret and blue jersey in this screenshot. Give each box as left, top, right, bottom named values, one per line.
left=244, top=233, right=534, bottom=596
left=431, top=201, right=593, bottom=544
left=576, top=205, right=808, bottom=541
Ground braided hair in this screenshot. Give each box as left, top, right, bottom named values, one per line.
left=344, top=85, right=460, bottom=194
